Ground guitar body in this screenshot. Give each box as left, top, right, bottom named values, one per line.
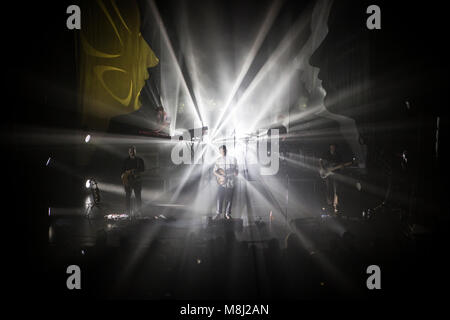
left=122, top=169, right=138, bottom=187
left=216, top=168, right=235, bottom=186
left=320, top=160, right=354, bottom=179
left=319, top=168, right=334, bottom=179
left=216, top=168, right=227, bottom=186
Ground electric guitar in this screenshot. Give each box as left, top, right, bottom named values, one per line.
left=319, top=158, right=355, bottom=179
left=121, top=169, right=140, bottom=187
left=215, top=168, right=236, bottom=186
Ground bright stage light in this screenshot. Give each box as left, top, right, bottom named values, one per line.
left=85, top=196, right=92, bottom=207
left=85, top=179, right=91, bottom=188
left=84, top=134, right=91, bottom=143
left=46, top=157, right=51, bottom=166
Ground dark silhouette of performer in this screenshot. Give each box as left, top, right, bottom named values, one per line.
left=121, top=146, right=145, bottom=215
left=319, top=143, right=342, bottom=213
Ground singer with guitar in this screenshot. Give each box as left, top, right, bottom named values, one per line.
left=213, top=145, right=238, bottom=220
left=121, top=145, right=145, bottom=215
left=319, top=143, right=353, bottom=214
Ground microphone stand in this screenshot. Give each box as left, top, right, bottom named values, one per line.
left=285, top=170, right=289, bottom=228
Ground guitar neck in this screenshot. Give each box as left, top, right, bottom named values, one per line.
left=330, top=161, right=352, bottom=171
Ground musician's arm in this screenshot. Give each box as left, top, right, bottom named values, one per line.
left=213, top=163, right=221, bottom=177
left=138, top=158, right=145, bottom=173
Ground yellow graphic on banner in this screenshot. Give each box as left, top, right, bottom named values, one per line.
left=79, top=0, right=159, bottom=131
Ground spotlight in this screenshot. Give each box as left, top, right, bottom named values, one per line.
left=405, top=101, right=410, bottom=109
left=46, top=157, right=51, bottom=166
left=85, top=178, right=101, bottom=218
left=84, top=134, right=91, bottom=143
left=362, top=209, right=373, bottom=219
left=88, top=178, right=101, bottom=204
left=85, top=196, right=92, bottom=208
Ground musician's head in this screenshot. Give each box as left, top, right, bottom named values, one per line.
left=128, top=145, right=136, bottom=158
left=329, top=143, right=336, bottom=154
left=219, top=145, right=227, bottom=156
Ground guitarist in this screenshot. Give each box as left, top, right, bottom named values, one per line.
left=319, top=143, right=343, bottom=214
left=121, top=145, right=145, bottom=215
left=213, top=145, right=238, bottom=220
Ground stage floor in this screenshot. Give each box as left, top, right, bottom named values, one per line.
left=34, top=203, right=441, bottom=299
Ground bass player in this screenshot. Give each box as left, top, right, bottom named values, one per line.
left=319, top=143, right=352, bottom=214
left=121, top=145, right=145, bottom=215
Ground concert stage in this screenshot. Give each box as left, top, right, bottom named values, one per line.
left=9, top=0, right=447, bottom=305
